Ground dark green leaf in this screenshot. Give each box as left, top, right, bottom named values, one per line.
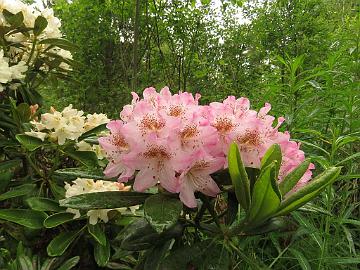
left=43, top=212, right=76, bottom=228
left=54, top=168, right=106, bottom=180
left=57, top=256, right=80, bottom=270
left=228, top=142, right=251, bottom=211
left=60, top=191, right=150, bottom=210
left=94, top=239, right=110, bottom=267
left=33, top=16, right=48, bottom=36
left=279, top=159, right=311, bottom=195
left=88, top=224, right=106, bottom=246
left=0, top=184, right=36, bottom=201
left=0, top=209, right=47, bottom=229
left=247, top=162, right=281, bottom=225
left=120, top=218, right=160, bottom=251
left=144, top=194, right=182, bottom=233
left=3, top=10, right=24, bottom=27
left=39, top=38, right=79, bottom=51
left=47, top=230, right=80, bottom=256
left=275, top=167, right=341, bottom=216
left=16, top=134, right=44, bottom=151
left=144, top=241, right=171, bottom=270
left=78, top=123, right=107, bottom=141
left=0, top=159, right=21, bottom=171
left=26, top=197, right=65, bottom=212
left=64, top=150, right=98, bottom=168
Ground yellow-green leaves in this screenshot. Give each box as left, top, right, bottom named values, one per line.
left=247, top=162, right=281, bottom=225
left=275, top=167, right=341, bottom=216
left=228, top=142, right=251, bottom=211
left=279, top=159, right=311, bottom=195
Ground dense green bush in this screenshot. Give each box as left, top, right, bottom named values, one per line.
left=0, top=0, right=359, bottom=269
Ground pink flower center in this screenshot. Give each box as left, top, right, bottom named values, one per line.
left=139, top=114, right=165, bottom=133
left=213, top=117, right=234, bottom=134
left=237, top=129, right=261, bottom=147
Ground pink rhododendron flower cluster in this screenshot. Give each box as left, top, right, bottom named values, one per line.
left=99, top=87, right=314, bottom=208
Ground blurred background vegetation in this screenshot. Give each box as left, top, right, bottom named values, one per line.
left=19, top=0, right=359, bottom=268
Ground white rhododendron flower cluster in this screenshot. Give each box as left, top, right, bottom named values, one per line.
left=25, top=104, right=109, bottom=145
left=0, top=0, right=73, bottom=91
left=0, top=50, right=27, bottom=92
left=64, top=178, right=139, bottom=225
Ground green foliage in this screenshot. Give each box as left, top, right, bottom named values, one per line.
left=1, top=0, right=359, bottom=269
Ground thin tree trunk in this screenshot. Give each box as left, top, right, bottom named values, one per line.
left=132, top=0, right=141, bottom=91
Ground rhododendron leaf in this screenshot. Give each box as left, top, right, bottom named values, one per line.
left=94, top=238, right=110, bottom=267
left=120, top=218, right=160, bottom=251
left=26, top=197, right=65, bottom=212
left=39, top=38, right=79, bottom=51
left=261, top=144, right=282, bottom=178
left=0, top=209, right=47, bottom=229
left=247, top=162, right=281, bottom=225
left=144, top=241, right=172, bottom=270
left=47, top=230, right=80, bottom=257
left=159, top=240, right=229, bottom=270
left=78, top=123, right=107, bottom=141
left=120, top=219, right=183, bottom=251
left=279, top=159, right=311, bottom=195
left=228, top=142, right=251, bottom=211
left=54, top=168, right=106, bottom=180
left=244, top=217, right=288, bottom=235
left=275, top=167, right=341, bottom=216
left=0, top=183, right=36, bottom=201
left=285, top=169, right=340, bottom=212
left=144, top=194, right=183, bottom=233
left=57, top=256, right=80, bottom=270
left=88, top=224, right=106, bottom=246
left=33, top=16, right=48, bottom=36
left=0, top=159, right=21, bottom=172
left=64, top=150, right=98, bottom=168
left=43, top=212, right=76, bottom=228
left=60, top=191, right=150, bottom=210
left=16, top=134, right=44, bottom=151
left=3, top=10, right=24, bottom=28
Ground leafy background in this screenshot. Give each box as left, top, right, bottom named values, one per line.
left=1, top=0, right=359, bottom=269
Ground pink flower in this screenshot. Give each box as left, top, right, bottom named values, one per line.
left=178, top=150, right=225, bottom=208
left=100, top=87, right=314, bottom=207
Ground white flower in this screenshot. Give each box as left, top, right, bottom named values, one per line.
left=64, top=178, right=138, bottom=225
left=25, top=130, right=47, bottom=141
left=84, top=113, right=110, bottom=131
left=10, top=61, right=27, bottom=80
left=0, top=50, right=12, bottom=84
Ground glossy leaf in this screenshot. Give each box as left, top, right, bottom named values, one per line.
left=275, top=167, right=341, bottom=216
left=144, top=194, right=182, bottom=233
left=247, top=162, right=281, bottom=225
left=60, top=191, right=150, bottom=210
left=43, top=212, right=76, bottom=228
left=26, top=197, right=65, bottom=212
left=0, top=184, right=36, bottom=201
left=39, top=38, right=79, bottom=51
left=88, top=224, right=106, bottom=246
left=54, top=168, right=106, bottom=180
left=0, top=159, right=21, bottom=171
left=64, top=150, right=98, bottom=168
left=78, top=123, right=107, bottom=141
left=33, top=16, right=48, bottom=36
left=261, top=144, right=282, bottom=178
left=279, top=159, right=311, bottom=195
left=57, top=256, right=80, bottom=270
left=94, top=239, right=110, bottom=267
left=228, top=142, right=251, bottom=211
left=47, top=230, right=80, bottom=256
left=0, top=209, right=47, bottom=229
left=16, top=134, right=44, bottom=151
